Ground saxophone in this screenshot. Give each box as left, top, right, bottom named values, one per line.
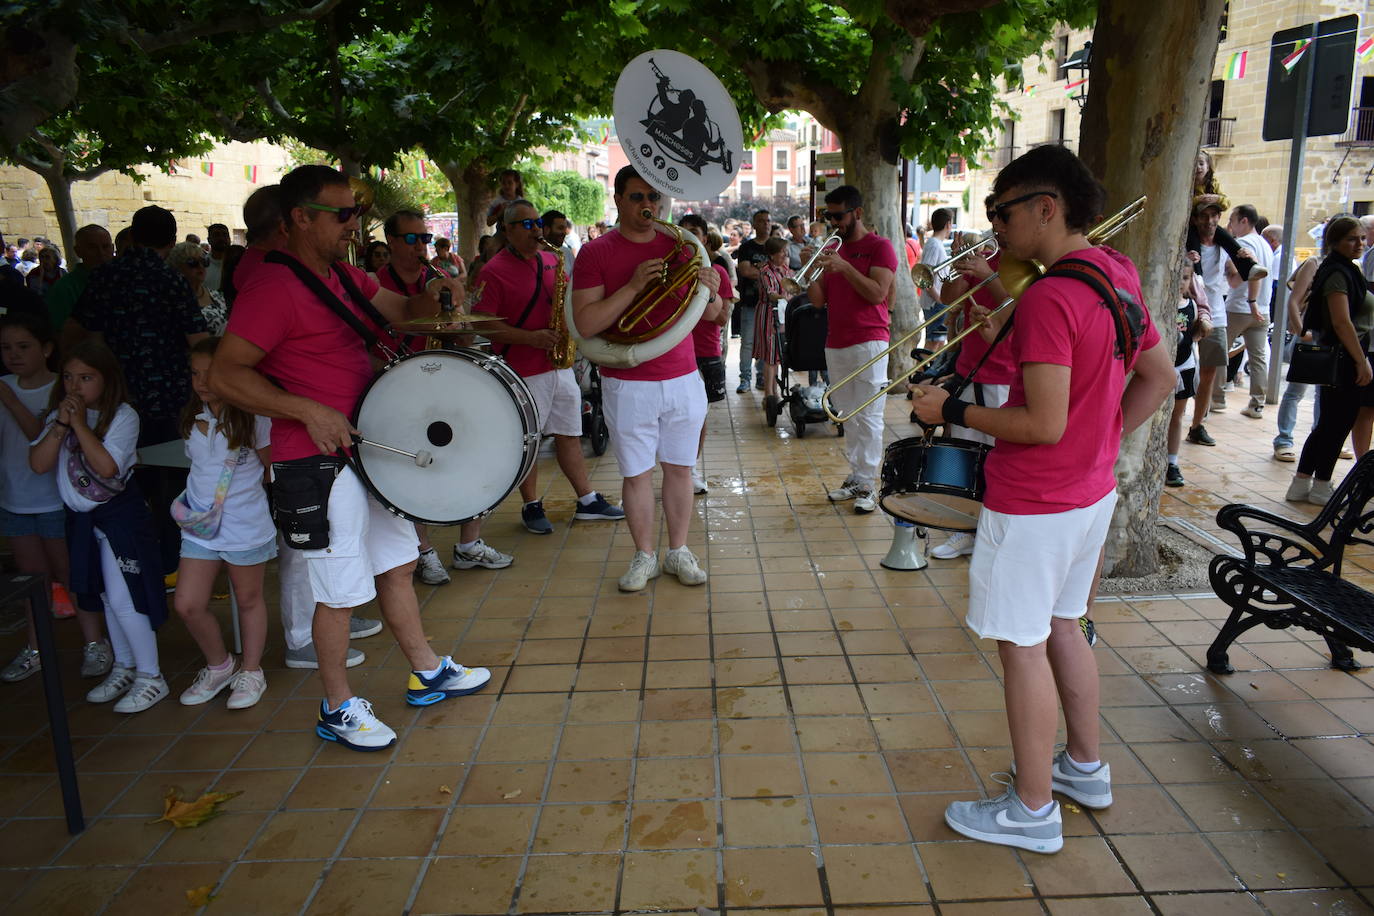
left=541, top=239, right=576, bottom=369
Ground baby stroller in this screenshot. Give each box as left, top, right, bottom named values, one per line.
left=573, top=355, right=609, bottom=456
left=771, top=293, right=841, bottom=438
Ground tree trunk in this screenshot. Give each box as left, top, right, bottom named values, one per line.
left=38, top=167, right=78, bottom=258
left=439, top=159, right=492, bottom=264
left=1076, top=0, right=1226, bottom=577
left=837, top=118, right=919, bottom=382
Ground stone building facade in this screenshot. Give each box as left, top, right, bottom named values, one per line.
left=957, top=0, right=1374, bottom=255
left=0, top=141, right=293, bottom=247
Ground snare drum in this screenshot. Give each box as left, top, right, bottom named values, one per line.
left=352, top=349, right=538, bottom=525
left=879, top=435, right=989, bottom=532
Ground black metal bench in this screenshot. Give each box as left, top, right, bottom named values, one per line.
left=1207, top=453, right=1374, bottom=675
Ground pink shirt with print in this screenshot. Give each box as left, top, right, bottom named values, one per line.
left=572, top=230, right=696, bottom=382
left=227, top=261, right=382, bottom=461
left=983, top=245, right=1160, bottom=515
left=822, top=232, right=898, bottom=349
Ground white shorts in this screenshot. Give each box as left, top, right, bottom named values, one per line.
left=966, top=490, right=1117, bottom=647
left=603, top=372, right=707, bottom=477
left=525, top=368, right=583, bottom=437
left=949, top=382, right=1011, bottom=447
left=302, top=465, right=419, bottom=609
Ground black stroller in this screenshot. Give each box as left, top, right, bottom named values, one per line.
left=573, top=356, right=609, bottom=456
left=767, top=293, right=841, bottom=438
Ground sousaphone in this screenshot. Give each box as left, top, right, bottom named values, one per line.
left=565, top=50, right=744, bottom=369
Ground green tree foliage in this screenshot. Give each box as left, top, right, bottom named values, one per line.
left=524, top=170, right=607, bottom=227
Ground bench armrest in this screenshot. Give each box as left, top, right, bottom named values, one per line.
left=1215, top=503, right=1332, bottom=571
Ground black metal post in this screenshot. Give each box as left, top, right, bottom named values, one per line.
left=21, top=573, right=84, bottom=833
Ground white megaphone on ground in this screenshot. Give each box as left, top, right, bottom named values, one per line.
left=880, top=518, right=928, bottom=571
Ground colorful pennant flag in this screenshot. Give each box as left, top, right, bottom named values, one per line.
left=1282, top=38, right=1311, bottom=73
left=1358, top=36, right=1374, bottom=63
left=599, top=124, right=610, bottom=144
left=1025, top=85, right=1040, bottom=97
left=414, top=159, right=428, bottom=180
left=243, top=164, right=258, bottom=183
left=200, top=161, right=214, bottom=177
left=1223, top=51, right=1247, bottom=80
left=1064, top=78, right=1087, bottom=91
left=752, top=126, right=766, bottom=144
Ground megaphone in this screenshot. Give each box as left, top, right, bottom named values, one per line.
left=880, top=519, right=928, bottom=571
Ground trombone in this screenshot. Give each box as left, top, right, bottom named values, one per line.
left=822, top=195, right=1147, bottom=423
left=910, top=233, right=999, bottom=289
left=781, top=230, right=843, bottom=296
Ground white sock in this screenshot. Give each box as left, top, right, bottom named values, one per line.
left=208, top=656, right=234, bottom=673
left=523, top=499, right=540, bottom=507
left=1167, top=453, right=1178, bottom=466
left=1020, top=796, right=1055, bottom=817
left=417, top=656, right=447, bottom=678
left=458, top=540, right=478, bottom=552
left=1066, top=752, right=1101, bottom=773
left=577, top=492, right=598, bottom=506
left=418, top=546, right=436, bottom=556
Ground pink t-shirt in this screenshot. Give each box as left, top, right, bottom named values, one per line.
left=573, top=229, right=697, bottom=382
left=692, top=265, right=733, bottom=358
left=234, top=246, right=271, bottom=288
left=983, top=246, right=1161, bottom=515
left=374, top=261, right=440, bottom=356
left=953, top=253, right=1018, bottom=386
left=480, top=247, right=559, bottom=377
left=823, top=232, right=898, bottom=349
left=227, top=260, right=383, bottom=461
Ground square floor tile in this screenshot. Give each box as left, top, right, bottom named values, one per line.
left=412, top=857, right=520, bottom=915
left=724, top=847, right=824, bottom=907
left=619, top=849, right=716, bottom=909
left=823, top=844, right=929, bottom=905
left=516, top=852, right=619, bottom=913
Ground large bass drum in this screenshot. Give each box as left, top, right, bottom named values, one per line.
left=352, top=349, right=538, bottom=525
left=879, top=435, right=990, bottom=533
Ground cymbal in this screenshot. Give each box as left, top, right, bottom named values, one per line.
left=392, top=312, right=503, bottom=334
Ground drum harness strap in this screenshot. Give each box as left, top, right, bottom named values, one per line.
left=490, top=249, right=546, bottom=360
left=265, top=250, right=412, bottom=362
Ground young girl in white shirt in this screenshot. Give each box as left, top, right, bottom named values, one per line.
left=0, top=315, right=112, bottom=683
left=29, top=340, right=167, bottom=713
left=173, top=337, right=276, bottom=709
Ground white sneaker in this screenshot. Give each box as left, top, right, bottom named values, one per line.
left=827, top=475, right=865, bottom=502
left=113, top=674, right=169, bottom=713
left=86, top=665, right=135, bottom=703
left=618, top=550, right=660, bottom=591
left=691, top=470, right=708, bottom=495
left=80, top=640, right=113, bottom=678
left=451, top=539, right=514, bottom=570
left=1240, top=404, right=1263, bottom=419
left=1, top=647, right=40, bottom=683
left=1285, top=476, right=1312, bottom=502
left=931, top=532, right=975, bottom=559
left=1309, top=479, right=1334, bottom=506
left=316, top=696, right=397, bottom=751
left=226, top=669, right=267, bottom=710
left=662, top=546, right=707, bottom=586
left=179, top=661, right=239, bottom=706
left=853, top=490, right=876, bottom=514
left=416, top=547, right=451, bottom=585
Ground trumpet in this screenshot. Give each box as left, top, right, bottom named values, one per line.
left=910, top=234, right=998, bottom=289
left=822, top=195, right=1147, bottom=424
left=781, top=230, right=842, bottom=296
left=601, top=209, right=702, bottom=345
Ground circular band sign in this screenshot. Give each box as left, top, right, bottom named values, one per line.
left=613, top=49, right=743, bottom=201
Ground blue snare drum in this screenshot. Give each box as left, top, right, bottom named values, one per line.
left=879, top=435, right=989, bottom=532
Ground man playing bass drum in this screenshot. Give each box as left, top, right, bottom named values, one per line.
left=478, top=199, right=625, bottom=534
left=571, top=165, right=723, bottom=591
left=913, top=146, right=1174, bottom=854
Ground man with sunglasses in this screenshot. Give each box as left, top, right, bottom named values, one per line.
left=571, top=165, right=724, bottom=591
left=808, top=185, right=899, bottom=514
left=214, top=165, right=490, bottom=752
left=479, top=199, right=625, bottom=535
left=379, top=209, right=507, bottom=584
left=912, top=146, right=1174, bottom=854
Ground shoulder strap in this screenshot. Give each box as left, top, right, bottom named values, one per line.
left=950, top=307, right=1016, bottom=399
left=493, top=252, right=546, bottom=359
left=1042, top=257, right=1146, bottom=363
left=265, top=251, right=404, bottom=356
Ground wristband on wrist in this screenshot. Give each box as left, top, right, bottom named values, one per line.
left=1247, top=298, right=1257, bottom=303
left=53, top=419, right=70, bottom=429
left=941, top=396, right=969, bottom=427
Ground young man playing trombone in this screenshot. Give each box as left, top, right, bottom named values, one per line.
left=571, top=166, right=724, bottom=591
left=808, top=185, right=899, bottom=514
left=912, top=146, right=1174, bottom=853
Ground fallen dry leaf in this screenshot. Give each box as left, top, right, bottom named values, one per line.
left=152, top=788, right=242, bottom=829
left=502, top=789, right=523, bottom=799
left=186, top=885, right=215, bottom=906
left=439, top=785, right=452, bottom=795
left=1064, top=803, right=1082, bottom=814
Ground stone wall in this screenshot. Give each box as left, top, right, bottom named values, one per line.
left=0, top=141, right=294, bottom=248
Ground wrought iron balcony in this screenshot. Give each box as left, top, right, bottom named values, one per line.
left=1202, top=117, right=1236, bottom=149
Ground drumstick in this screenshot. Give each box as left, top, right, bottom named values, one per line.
left=353, top=435, right=434, bottom=467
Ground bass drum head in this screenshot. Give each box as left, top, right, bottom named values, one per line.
left=878, top=491, right=983, bottom=533
left=353, top=349, right=537, bottom=525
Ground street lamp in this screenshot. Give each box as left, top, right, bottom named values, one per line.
left=1063, top=41, right=1092, bottom=111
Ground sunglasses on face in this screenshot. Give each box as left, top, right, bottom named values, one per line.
left=391, top=232, right=433, bottom=245
left=823, top=208, right=855, bottom=222
left=987, top=190, right=1059, bottom=224
left=506, top=218, right=544, bottom=230
left=303, top=201, right=363, bottom=223
left=627, top=191, right=663, bottom=203
left=183, top=256, right=209, bottom=268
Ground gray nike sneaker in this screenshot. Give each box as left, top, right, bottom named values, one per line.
left=944, top=776, right=1063, bottom=854
left=1010, top=749, right=1113, bottom=809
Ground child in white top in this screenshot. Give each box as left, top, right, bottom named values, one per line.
left=29, top=341, right=168, bottom=713
left=173, top=337, right=276, bottom=709
left=0, top=315, right=112, bottom=683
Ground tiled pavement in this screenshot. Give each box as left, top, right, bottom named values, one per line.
left=1, top=378, right=1372, bottom=915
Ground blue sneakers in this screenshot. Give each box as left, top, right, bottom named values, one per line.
left=522, top=501, right=554, bottom=534
left=316, top=697, right=396, bottom=751
left=405, top=656, right=492, bottom=706
left=573, top=492, right=626, bottom=521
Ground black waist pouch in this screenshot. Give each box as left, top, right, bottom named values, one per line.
left=697, top=356, right=726, bottom=402
left=270, top=456, right=345, bottom=550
